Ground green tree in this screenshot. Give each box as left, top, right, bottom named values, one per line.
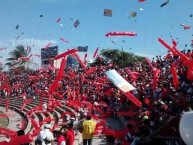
left=89, top=57, right=107, bottom=66
left=99, top=48, right=145, bottom=67
left=5, top=45, right=37, bottom=69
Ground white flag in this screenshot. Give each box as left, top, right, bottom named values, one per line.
left=105, top=69, right=135, bottom=92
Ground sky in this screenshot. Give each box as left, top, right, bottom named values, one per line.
left=0, top=0, right=192, bottom=67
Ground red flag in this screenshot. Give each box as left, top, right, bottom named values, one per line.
left=171, top=65, right=179, bottom=89
left=55, top=49, right=78, bottom=60
left=8, top=134, right=34, bottom=145
left=158, top=38, right=189, bottom=62
left=145, top=58, right=153, bottom=69
left=31, top=118, right=40, bottom=130
left=0, top=127, right=17, bottom=138
left=124, top=92, right=142, bottom=107
left=49, top=58, right=66, bottom=94
left=93, top=47, right=99, bottom=58
left=40, top=116, right=55, bottom=126
left=0, top=83, right=11, bottom=96
left=73, top=52, right=86, bottom=69
left=95, top=120, right=106, bottom=131
left=152, top=68, right=161, bottom=90
left=173, top=46, right=189, bottom=62
left=21, top=119, right=25, bottom=130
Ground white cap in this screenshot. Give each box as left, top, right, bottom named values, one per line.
left=70, top=117, right=75, bottom=120
left=44, top=124, right=51, bottom=129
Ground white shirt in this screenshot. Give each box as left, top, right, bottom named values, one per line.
left=60, top=141, right=66, bottom=145
left=37, top=129, right=54, bottom=145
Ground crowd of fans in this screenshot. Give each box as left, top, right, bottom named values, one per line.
left=0, top=49, right=193, bottom=145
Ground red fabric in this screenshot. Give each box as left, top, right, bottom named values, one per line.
left=57, top=135, right=66, bottom=145
left=21, top=119, right=25, bottom=130
left=172, top=39, right=177, bottom=47
left=158, top=38, right=178, bottom=56
left=9, top=134, right=34, bottom=145
left=105, top=32, right=137, bottom=37
left=170, top=65, right=179, bottom=89
left=66, top=129, right=75, bottom=145
left=0, top=127, right=17, bottom=138
left=49, top=58, right=66, bottom=94
left=40, top=116, right=53, bottom=126
left=73, top=52, right=86, bottom=69
left=31, top=118, right=40, bottom=130
left=102, top=127, right=128, bottom=139
left=173, top=47, right=189, bottom=62
left=0, top=141, right=11, bottom=145
left=124, top=92, right=142, bottom=107
left=95, top=120, right=106, bottom=130
left=152, top=68, right=161, bottom=90
left=55, top=49, right=78, bottom=60
left=145, top=58, right=153, bottom=69
left=4, top=83, right=11, bottom=96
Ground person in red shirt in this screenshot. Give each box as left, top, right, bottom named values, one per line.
left=54, top=131, right=66, bottom=145
left=63, top=124, right=75, bottom=145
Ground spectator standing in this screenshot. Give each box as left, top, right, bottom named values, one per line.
left=63, top=124, right=75, bottom=145
left=35, top=124, right=54, bottom=145
left=54, top=131, right=66, bottom=145
left=81, top=115, right=96, bottom=145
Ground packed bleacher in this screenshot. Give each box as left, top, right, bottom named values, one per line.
left=0, top=47, right=193, bottom=145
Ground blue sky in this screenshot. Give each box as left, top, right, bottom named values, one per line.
left=0, top=0, right=192, bottom=65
